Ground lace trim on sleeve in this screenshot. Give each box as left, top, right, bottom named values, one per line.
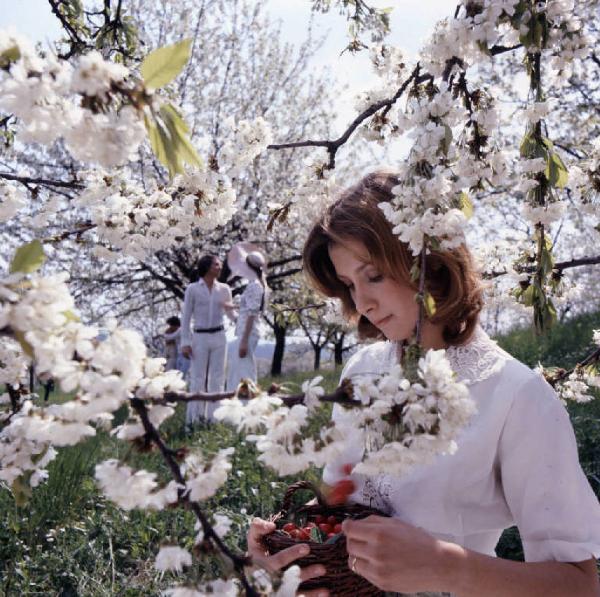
left=361, top=475, right=393, bottom=514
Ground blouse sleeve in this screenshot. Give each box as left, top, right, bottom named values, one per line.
left=243, top=281, right=263, bottom=314
left=498, top=374, right=600, bottom=562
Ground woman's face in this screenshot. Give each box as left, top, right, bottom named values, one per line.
left=328, top=239, right=418, bottom=342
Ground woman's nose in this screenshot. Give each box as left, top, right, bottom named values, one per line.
left=353, top=286, right=376, bottom=316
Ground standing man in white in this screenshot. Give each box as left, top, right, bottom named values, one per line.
left=181, top=254, right=235, bottom=426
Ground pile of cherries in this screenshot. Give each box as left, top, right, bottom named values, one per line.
left=281, top=514, right=343, bottom=542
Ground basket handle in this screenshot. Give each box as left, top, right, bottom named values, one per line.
left=280, top=480, right=326, bottom=517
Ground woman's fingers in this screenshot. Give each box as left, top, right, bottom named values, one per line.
left=296, top=566, right=329, bottom=597
left=298, top=589, right=329, bottom=597
left=268, top=542, right=310, bottom=570
left=299, top=563, right=327, bottom=582
left=248, top=518, right=275, bottom=544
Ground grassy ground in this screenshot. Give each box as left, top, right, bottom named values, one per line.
left=1, top=317, right=600, bottom=594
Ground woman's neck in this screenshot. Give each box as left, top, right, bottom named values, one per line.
left=420, top=322, right=448, bottom=350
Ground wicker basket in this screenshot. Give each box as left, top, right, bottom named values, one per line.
left=261, top=480, right=387, bottom=596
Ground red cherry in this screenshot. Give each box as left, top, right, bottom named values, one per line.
left=328, top=479, right=356, bottom=505
left=326, top=515, right=338, bottom=526
left=327, top=532, right=336, bottom=539
left=314, top=514, right=324, bottom=524
left=319, top=523, right=332, bottom=534
left=333, top=523, right=343, bottom=534
left=298, top=529, right=310, bottom=541
left=282, top=522, right=296, bottom=533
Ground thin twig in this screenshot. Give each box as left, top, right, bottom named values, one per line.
left=0, top=172, right=84, bottom=190
left=546, top=345, right=600, bottom=386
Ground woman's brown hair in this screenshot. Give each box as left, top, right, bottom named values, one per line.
left=302, top=171, right=484, bottom=346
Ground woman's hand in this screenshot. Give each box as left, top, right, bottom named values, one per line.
left=239, top=339, right=248, bottom=358
left=343, top=515, right=450, bottom=594
left=247, top=518, right=329, bottom=596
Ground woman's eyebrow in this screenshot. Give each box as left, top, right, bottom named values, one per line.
left=337, top=262, right=372, bottom=280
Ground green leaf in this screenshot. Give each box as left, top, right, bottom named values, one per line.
left=439, top=124, right=452, bottom=155
left=63, top=310, right=80, bottom=323
left=13, top=329, right=34, bottom=358
left=140, top=39, right=192, bottom=90
left=144, top=103, right=202, bottom=178
left=521, top=284, right=535, bottom=307
left=539, top=245, right=554, bottom=278
left=458, top=191, right=473, bottom=219
left=12, top=474, right=33, bottom=507
left=0, top=45, right=21, bottom=69
left=520, top=132, right=549, bottom=160
left=409, top=262, right=420, bottom=284
left=310, top=526, right=323, bottom=543
left=545, top=152, right=568, bottom=189
left=159, top=104, right=202, bottom=167
left=9, top=240, right=45, bottom=274
left=424, top=292, right=437, bottom=317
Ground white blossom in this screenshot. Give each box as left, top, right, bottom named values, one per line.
left=184, top=447, right=234, bottom=502
left=155, top=545, right=192, bottom=573
left=71, top=51, right=128, bottom=99
left=301, top=376, right=324, bottom=411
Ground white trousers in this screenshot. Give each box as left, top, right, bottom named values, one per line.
left=186, top=330, right=226, bottom=424
left=226, top=333, right=259, bottom=392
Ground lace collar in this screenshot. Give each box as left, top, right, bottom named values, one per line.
left=377, top=326, right=512, bottom=386
left=444, top=327, right=512, bottom=385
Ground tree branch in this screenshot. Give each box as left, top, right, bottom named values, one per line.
left=267, top=65, right=422, bottom=169
left=0, top=172, right=84, bottom=190
left=130, top=397, right=257, bottom=596
left=484, top=255, right=600, bottom=279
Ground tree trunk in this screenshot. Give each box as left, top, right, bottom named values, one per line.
left=313, top=345, right=322, bottom=370
left=271, top=321, right=287, bottom=376
left=334, top=332, right=345, bottom=366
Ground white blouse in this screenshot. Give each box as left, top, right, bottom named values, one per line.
left=234, top=280, right=265, bottom=338
left=323, top=327, right=600, bottom=565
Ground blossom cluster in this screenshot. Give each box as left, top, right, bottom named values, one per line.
left=0, top=30, right=276, bottom=260
left=76, top=167, right=237, bottom=259
left=338, top=349, right=475, bottom=476
left=0, top=31, right=145, bottom=167
left=552, top=329, right=600, bottom=404
left=218, top=117, right=274, bottom=176
left=163, top=566, right=302, bottom=597
left=0, top=336, right=28, bottom=387
left=0, top=270, right=185, bottom=493
left=215, top=348, right=475, bottom=478
left=0, top=180, right=26, bottom=223
left=350, top=0, right=589, bottom=264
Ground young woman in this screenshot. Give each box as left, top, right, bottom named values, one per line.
left=247, top=171, right=600, bottom=596
left=226, top=242, right=269, bottom=391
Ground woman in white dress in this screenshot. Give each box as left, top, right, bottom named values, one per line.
left=226, top=243, right=269, bottom=391
left=246, top=172, right=600, bottom=596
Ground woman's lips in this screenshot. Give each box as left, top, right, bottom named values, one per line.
left=375, top=314, right=393, bottom=327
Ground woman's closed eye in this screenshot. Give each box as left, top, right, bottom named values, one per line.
left=341, top=273, right=383, bottom=290
left=368, top=274, right=383, bottom=283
